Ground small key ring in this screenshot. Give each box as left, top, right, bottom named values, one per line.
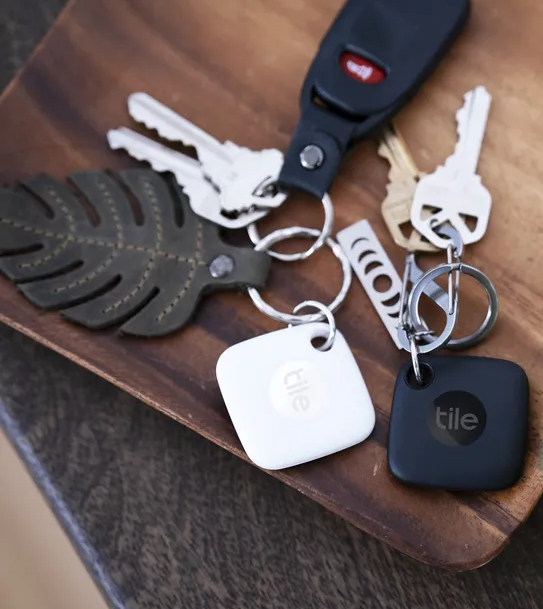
left=290, top=300, right=337, bottom=351
left=432, top=222, right=465, bottom=258
left=247, top=226, right=352, bottom=325
left=409, top=334, right=423, bottom=385
left=408, top=262, right=499, bottom=350
left=247, top=192, right=334, bottom=262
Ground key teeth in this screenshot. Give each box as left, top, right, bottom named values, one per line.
left=128, top=100, right=179, bottom=143
left=456, top=86, right=492, bottom=135
left=126, top=92, right=234, bottom=172
left=132, top=114, right=174, bottom=143
left=377, top=143, right=398, bottom=187
left=455, top=96, right=470, bottom=137
left=128, top=92, right=191, bottom=144
left=450, top=85, right=492, bottom=171
left=377, top=141, right=393, bottom=163
left=107, top=130, right=169, bottom=173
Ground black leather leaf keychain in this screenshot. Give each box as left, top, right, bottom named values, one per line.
left=0, top=169, right=270, bottom=337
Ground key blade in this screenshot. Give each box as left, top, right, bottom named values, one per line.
left=447, top=86, right=492, bottom=177
left=108, top=127, right=204, bottom=182
left=127, top=93, right=234, bottom=166
left=108, top=127, right=225, bottom=221
left=379, top=125, right=420, bottom=182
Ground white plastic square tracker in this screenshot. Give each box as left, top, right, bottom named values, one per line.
left=216, top=322, right=375, bottom=470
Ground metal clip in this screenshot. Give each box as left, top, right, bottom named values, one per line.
left=398, top=225, right=499, bottom=384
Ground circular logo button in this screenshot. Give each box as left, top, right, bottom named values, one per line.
left=428, top=391, right=487, bottom=446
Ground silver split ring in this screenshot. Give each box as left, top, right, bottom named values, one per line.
left=247, top=226, right=352, bottom=325
left=409, top=334, right=423, bottom=385
left=247, top=193, right=334, bottom=262
left=291, top=300, right=337, bottom=351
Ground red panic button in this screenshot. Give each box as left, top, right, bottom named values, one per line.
left=339, top=52, right=386, bottom=84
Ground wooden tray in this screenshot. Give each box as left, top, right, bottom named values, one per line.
left=0, top=0, right=542, bottom=570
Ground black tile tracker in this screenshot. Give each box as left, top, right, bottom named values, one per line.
left=388, top=356, right=529, bottom=491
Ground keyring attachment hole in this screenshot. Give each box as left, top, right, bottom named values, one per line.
left=311, top=335, right=330, bottom=351
left=405, top=363, right=434, bottom=389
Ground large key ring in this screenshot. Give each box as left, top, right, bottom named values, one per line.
left=247, top=193, right=334, bottom=262
left=408, top=262, right=499, bottom=350
left=247, top=226, right=351, bottom=324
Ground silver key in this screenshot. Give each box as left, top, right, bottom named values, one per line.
left=446, top=86, right=491, bottom=177
left=127, top=93, right=286, bottom=213
left=107, top=93, right=286, bottom=228
left=410, top=86, right=492, bottom=249
left=107, top=127, right=268, bottom=229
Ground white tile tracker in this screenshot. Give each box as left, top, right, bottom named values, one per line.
left=216, top=322, right=375, bottom=470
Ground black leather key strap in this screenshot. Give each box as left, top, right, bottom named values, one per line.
left=279, top=0, right=470, bottom=199
left=278, top=103, right=398, bottom=199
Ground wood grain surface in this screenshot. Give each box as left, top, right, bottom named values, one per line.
left=0, top=0, right=542, bottom=570
left=4, top=322, right=543, bottom=609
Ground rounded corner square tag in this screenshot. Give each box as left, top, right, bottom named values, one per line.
left=388, top=355, right=529, bottom=491
left=216, top=323, right=375, bottom=470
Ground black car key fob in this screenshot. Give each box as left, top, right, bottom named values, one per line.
left=279, top=0, right=470, bottom=199
left=388, top=356, right=529, bottom=491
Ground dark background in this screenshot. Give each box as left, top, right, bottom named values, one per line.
left=1, top=1, right=543, bottom=607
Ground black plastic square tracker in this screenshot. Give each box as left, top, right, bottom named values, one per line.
left=388, top=355, right=529, bottom=491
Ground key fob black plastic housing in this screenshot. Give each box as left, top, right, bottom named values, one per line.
left=279, top=0, right=470, bottom=198
left=388, top=356, right=529, bottom=491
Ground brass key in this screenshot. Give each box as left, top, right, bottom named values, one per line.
left=379, top=125, right=438, bottom=252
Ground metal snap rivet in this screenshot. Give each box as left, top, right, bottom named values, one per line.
left=300, top=144, right=325, bottom=170
left=209, top=254, right=235, bottom=278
